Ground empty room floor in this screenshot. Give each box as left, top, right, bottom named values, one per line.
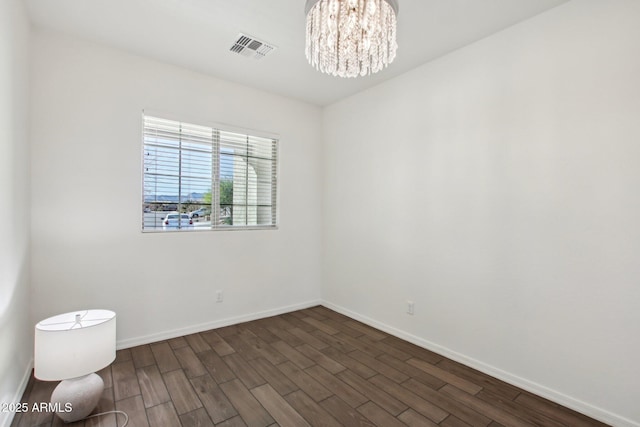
left=12, top=306, right=608, bottom=427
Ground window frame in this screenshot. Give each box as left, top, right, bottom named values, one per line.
left=141, top=112, right=279, bottom=233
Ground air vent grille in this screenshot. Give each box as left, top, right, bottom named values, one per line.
left=230, top=33, right=276, bottom=60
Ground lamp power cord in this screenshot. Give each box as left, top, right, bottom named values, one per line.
left=82, top=410, right=129, bottom=426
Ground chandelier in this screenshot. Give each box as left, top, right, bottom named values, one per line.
left=305, top=0, right=399, bottom=78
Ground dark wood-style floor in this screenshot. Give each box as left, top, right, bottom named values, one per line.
left=12, top=306, right=608, bottom=427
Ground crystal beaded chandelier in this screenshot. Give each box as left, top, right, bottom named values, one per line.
left=305, top=0, right=399, bottom=78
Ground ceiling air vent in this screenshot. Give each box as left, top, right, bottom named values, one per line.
left=230, top=33, right=276, bottom=60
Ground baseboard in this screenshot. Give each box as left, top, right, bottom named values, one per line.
left=321, top=301, right=638, bottom=427
left=0, top=358, right=33, bottom=427
left=116, top=299, right=322, bottom=349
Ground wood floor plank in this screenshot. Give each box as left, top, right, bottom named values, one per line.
left=223, top=333, right=264, bottom=361
left=251, top=384, right=311, bottom=427
left=437, top=358, right=521, bottom=401
left=319, top=395, right=377, bottom=427
left=296, top=344, right=346, bottom=374
left=320, top=318, right=363, bottom=338
left=277, top=361, right=333, bottom=402
left=376, top=354, right=446, bottom=390
left=398, top=409, right=440, bottom=427
left=197, top=349, right=236, bottom=384
left=359, top=335, right=412, bottom=361
left=215, top=416, right=249, bottom=427
left=514, top=392, right=609, bottom=427
left=265, top=325, right=306, bottom=347
left=216, top=324, right=242, bottom=338
left=381, top=336, right=444, bottom=364
left=270, top=340, right=315, bottom=369
left=288, top=328, right=329, bottom=350
left=343, top=320, right=388, bottom=341
left=299, top=308, right=328, bottom=321
left=136, top=365, right=171, bottom=408
left=174, top=345, right=208, bottom=379
left=179, top=407, right=214, bottom=427
left=150, top=341, right=181, bottom=373
left=337, top=369, right=408, bottom=416
left=162, top=369, right=203, bottom=415
left=222, top=353, right=266, bottom=389
left=190, top=374, right=238, bottom=424
left=401, top=378, right=491, bottom=427
left=130, top=345, right=156, bottom=369
left=284, top=390, right=343, bottom=427
left=112, top=361, right=141, bottom=401
left=146, top=402, right=181, bottom=427
left=309, top=306, right=336, bottom=318
left=185, top=333, right=212, bottom=354
left=333, top=332, right=384, bottom=356
left=263, top=314, right=299, bottom=330
left=243, top=321, right=281, bottom=344
left=441, top=385, right=535, bottom=427
left=200, top=330, right=235, bottom=357
left=250, top=358, right=299, bottom=396
left=302, top=317, right=339, bottom=335
left=320, top=346, right=377, bottom=379
left=168, top=336, right=189, bottom=349
left=280, top=313, right=316, bottom=332
left=312, top=307, right=354, bottom=323
left=441, top=415, right=476, bottom=427
left=304, top=365, right=368, bottom=408
left=114, top=348, right=132, bottom=363
left=407, top=358, right=483, bottom=395
left=368, top=374, right=449, bottom=423
left=357, top=401, right=408, bottom=427
left=311, top=330, right=357, bottom=353
left=114, top=395, right=149, bottom=427
left=234, top=330, right=288, bottom=365
left=477, top=389, right=565, bottom=427
left=219, top=379, right=274, bottom=427
left=348, top=350, right=409, bottom=383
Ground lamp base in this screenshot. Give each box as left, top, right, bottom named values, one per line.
left=51, top=373, right=104, bottom=423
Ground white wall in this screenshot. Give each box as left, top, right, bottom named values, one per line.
left=29, top=30, right=323, bottom=347
left=322, top=0, right=640, bottom=425
left=0, top=0, right=31, bottom=425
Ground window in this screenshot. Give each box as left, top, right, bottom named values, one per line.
left=142, top=115, right=278, bottom=231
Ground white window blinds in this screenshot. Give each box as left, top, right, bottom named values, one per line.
left=142, top=115, right=278, bottom=231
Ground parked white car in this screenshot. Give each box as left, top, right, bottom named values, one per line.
left=162, top=212, right=193, bottom=229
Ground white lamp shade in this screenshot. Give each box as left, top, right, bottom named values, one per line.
left=35, top=310, right=116, bottom=381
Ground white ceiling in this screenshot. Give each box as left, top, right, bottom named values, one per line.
left=25, top=0, right=568, bottom=106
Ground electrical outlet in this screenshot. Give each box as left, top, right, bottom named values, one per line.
left=216, top=290, right=223, bottom=303
left=407, top=300, right=414, bottom=315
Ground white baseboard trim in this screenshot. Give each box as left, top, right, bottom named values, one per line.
left=1, top=358, right=33, bottom=427
left=116, top=299, right=322, bottom=349
left=321, top=301, right=638, bottom=427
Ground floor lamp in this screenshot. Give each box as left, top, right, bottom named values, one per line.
left=34, top=309, right=116, bottom=423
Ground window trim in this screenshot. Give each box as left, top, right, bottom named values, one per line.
left=141, top=111, right=279, bottom=233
